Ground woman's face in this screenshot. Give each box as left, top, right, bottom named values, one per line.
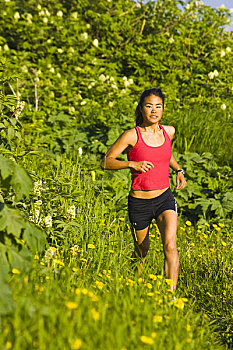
left=141, top=95, right=163, bottom=125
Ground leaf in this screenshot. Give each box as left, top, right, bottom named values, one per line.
left=0, top=204, right=25, bottom=237
left=11, top=164, right=32, bottom=200
left=6, top=245, right=32, bottom=272
left=0, top=282, right=14, bottom=315
left=0, top=154, right=14, bottom=179
left=23, top=222, right=47, bottom=253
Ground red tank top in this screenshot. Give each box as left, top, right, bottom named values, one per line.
left=127, top=125, right=171, bottom=190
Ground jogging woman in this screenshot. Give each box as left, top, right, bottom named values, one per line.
left=101, top=88, right=186, bottom=290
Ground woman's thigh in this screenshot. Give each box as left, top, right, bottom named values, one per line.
left=156, top=210, right=177, bottom=245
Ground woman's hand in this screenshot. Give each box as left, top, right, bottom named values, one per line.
left=176, top=172, right=187, bottom=189
left=129, top=161, right=154, bottom=173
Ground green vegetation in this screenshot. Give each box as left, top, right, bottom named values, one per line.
left=0, top=0, right=233, bottom=349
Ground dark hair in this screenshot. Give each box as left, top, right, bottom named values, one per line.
left=135, top=88, right=165, bottom=126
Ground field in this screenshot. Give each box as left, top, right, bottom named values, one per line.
left=0, top=0, right=233, bottom=349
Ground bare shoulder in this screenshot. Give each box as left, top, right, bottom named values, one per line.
left=163, top=125, right=175, bottom=140
left=120, top=128, right=137, bottom=147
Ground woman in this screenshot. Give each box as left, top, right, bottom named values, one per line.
left=101, top=88, right=186, bottom=290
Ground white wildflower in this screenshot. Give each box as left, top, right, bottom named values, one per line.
left=169, top=37, right=174, bottom=44
left=86, top=24, right=91, bottom=29
left=88, top=81, right=96, bottom=89
left=80, top=100, right=86, bottom=105
left=50, top=67, right=55, bottom=73
left=43, top=17, right=48, bottom=24
left=111, top=83, right=118, bottom=89
left=124, top=80, right=130, bottom=87
left=27, top=13, right=32, bottom=23
left=213, top=70, right=219, bottom=77
left=57, top=73, right=61, bottom=78
left=37, top=4, right=41, bottom=9
left=93, top=39, right=99, bottom=47
left=67, top=205, right=76, bottom=219
left=14, top=12, right=20, bottom=20
left=81, top=32, right=88, bottom=40
left=226, top=47, right=231, bottom=53
left=45, top=9, right=50, bottom=17
left=44, top=247, right=55, bottom=261
left=21, top=65, right=28, bottom=73
left=57, top=48, right=63, bottom=53
left=39, top=10, right=45, bottom=16
left=218, top=4, right=225, bottom=9
left=208, top=72, right=214, bottom=79
left=221, top=104, right=226, bottom=110
left=33, top=180, right=43, bottom=196
left=71, top=12, right=78, bottom=19
left=128, top=78, right=134, bottom=85
left=4, top=44, right=9, bottom=51
left=78, top=147, right=83, bottom=156
left=44, top=215, right=52, bottom=228
left=109, top=101, right=114, bottom=107
left=69, top=106, right=75, bottom=114
left=34, top=200, right=42, bottom=210
left=57, top=10, right=63, bottom=17
left=99, top=74, right=106, bottom=82
left=186, top=4, right=190, bottom=10
left=230, top=9, right=233, bottom=13
left=135, top=2, right=141, bottom=8
left=220, top=50, right=225, bottom=57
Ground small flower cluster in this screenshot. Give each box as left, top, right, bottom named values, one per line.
left=67, top=205, right=76, bottom=219
left=208, top=70, right=219, bottom=80
left=14, top=100, right=25, bottom=119
left=33, top=180, right=48, bottom=196
left=123, top=76, right=134, bottom=88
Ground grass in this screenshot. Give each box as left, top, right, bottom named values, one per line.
left=0, top=154, right=232, bottom=349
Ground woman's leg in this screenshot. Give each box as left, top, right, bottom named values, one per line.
left=156, top=210, right=179, bottom=290
left=131, top=225, right=150, bottom=267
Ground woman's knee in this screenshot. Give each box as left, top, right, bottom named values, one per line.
left=163, top=241, right=177, bottom=255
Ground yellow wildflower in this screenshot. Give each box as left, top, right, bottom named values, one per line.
left=212, top=224, right=218, bottom=228
left=12, top=269, right=20, bottom=274
left=157, top=275, right=163, bottom=279
left=40, top=262, right=45, bottom=266
left=54, top=259, right=64, bottom=266
left=72, top=267, right=78, bottom=272
left=218, top=223, right=224, bottom=227
left=152, top=332, right=157, bottom=338
left=109, top=249, right=114, bottom=253
left=146, top=283, right=152, bottom=289
left=165, top=279, right=174, bottom=286
left=80, top=258, right=87, bottom=262
left=147, top=292, right=154, bottom=297
left=88, top=291, right=98, bottom=301
left=91, top=308, right=100, bottom=321
left=71, top=338, right=82, bottom=350
left=210, top=248, right=215, bottom=253
left=149, top=274, right=157, bottom=280
left=153, top=315, right=163, bottom=323
left=75, top=288, right=81, bottom=296
left=140, top=336, right=154, bottom=345
left=187, top=324, right=191, bottom=331
left=95, top=281, right=104, bottom=289
left=81, top=288, right=88, bottom=295
left=34, top=255, right=39, bottom=260
left=119, top=217, right=125, bottom=221
left=6, top=342, right=12, bottom=350
left=186, top=220, right=192, bottom=226
left=87, top=244, right=95, bottom=249
left=221, top=241, right=227, bottom=247
left=65, top=301, right=78, bottom=310
left=215, top=227, right=221, bottom=231
left=205, top=223, right=210, bottom=227
left=186, top=338, right=192, bottom=343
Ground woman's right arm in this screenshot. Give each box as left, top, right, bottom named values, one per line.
left=101, top=129, right=154, bottom=172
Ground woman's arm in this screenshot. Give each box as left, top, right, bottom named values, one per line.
left=164, top=125, right=186, bottom=190
left=101, top=129, right=154, bottom=173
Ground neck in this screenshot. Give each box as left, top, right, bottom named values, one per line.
left=141, top=123, right=160, bottom=133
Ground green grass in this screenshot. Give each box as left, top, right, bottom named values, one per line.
left=0, top=155, right=232, bottom=350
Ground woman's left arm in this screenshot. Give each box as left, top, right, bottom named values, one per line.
left=164, top=125, right=187, bottom=190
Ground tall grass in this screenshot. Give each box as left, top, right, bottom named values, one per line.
left=1, top=154, right=232, bottom=349
left=164, top=107, right=233, bottom=166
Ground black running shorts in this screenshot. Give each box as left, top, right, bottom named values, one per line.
left=127, top=188, right=177, bottom=231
